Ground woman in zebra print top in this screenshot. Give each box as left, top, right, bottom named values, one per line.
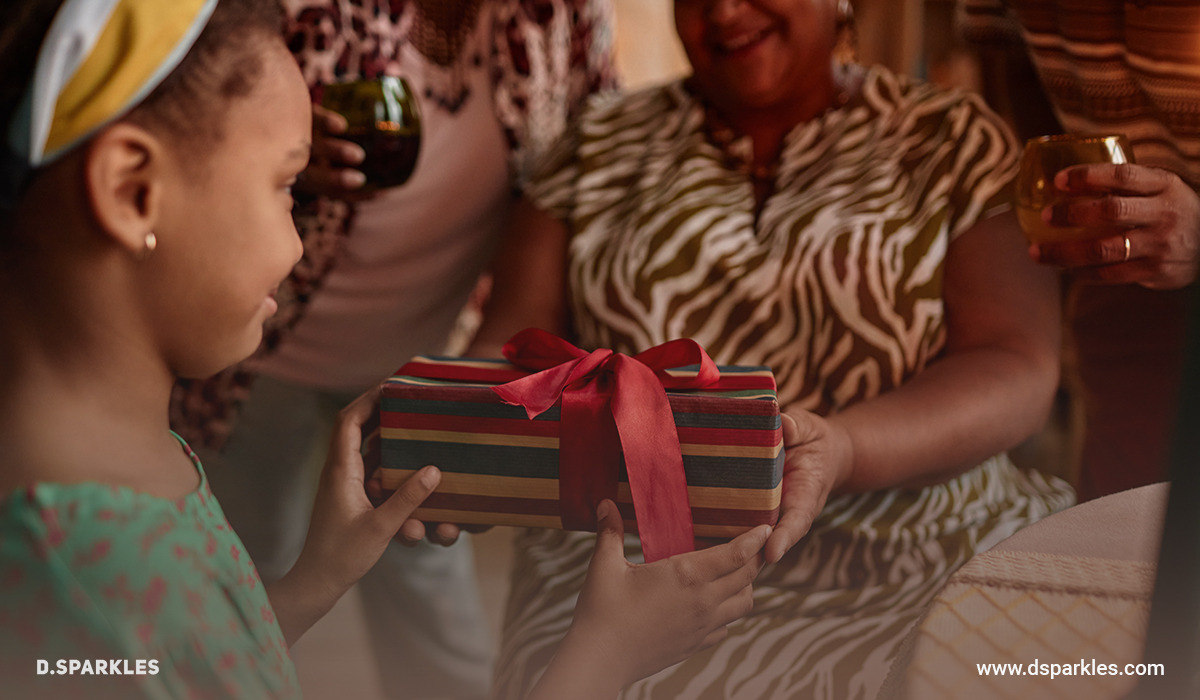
left=469, top=0, right=1075, bottom=697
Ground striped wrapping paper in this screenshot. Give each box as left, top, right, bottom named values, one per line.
left=379, top=356, right=784, bottom=538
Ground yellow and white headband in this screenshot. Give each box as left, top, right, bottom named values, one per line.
left=2, top=0, right=217, bottom=204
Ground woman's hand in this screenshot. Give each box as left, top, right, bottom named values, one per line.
left=763, top=411, right=854, bottom=564
left=294, top=104, right=378, bottom=201
left=528, top=501, right=771, bottom=700
left=1031, top=163, right=1200, bottom=289
left=268, top=388, right=440, bottom=646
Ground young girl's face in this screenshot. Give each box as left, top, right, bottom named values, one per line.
left=144, top=41, right=310, bottom=378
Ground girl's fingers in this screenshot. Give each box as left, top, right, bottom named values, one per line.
left=709, top=545, right=766, bottom=598
left=375, top=466, right=440, bottom=532
left=711, top=584, right=756, bottom=627
left=329, top=388, right=381, bottom=467
left=591, top=499, right=627, bottom=566
left=360, top=399, right=381, bottom=444
left=699, top=626, right=729, bottom=650
left=344, top=386, right=382, bottom=421
left=365, top=475, right=386, bottom=506
left=362, top=426, right=382, bottom=477
left=683, top=524, right=770, bottom=581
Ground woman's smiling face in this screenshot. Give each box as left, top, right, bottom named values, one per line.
left=674, top=0, right=838, bottom=114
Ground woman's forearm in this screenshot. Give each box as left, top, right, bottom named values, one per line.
left=820, top=211, right=1063, bottom=493
left=827, top=342, right=1059, bottom=493
left=469, top=198, right=571, bottom=357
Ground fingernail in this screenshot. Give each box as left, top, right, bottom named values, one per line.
left=596, top=500, right=611, bottom=519
left=344, top=170, right=366, bottom=188
left=1055, top=170, right=1070, bottom=190
left=420, top=466, right=440, bottom=487
left=347, top=144, right=366, bottom=164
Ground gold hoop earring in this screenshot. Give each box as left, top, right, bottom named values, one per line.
left=141, top=232, right=157, bottom=260
left=833, top=0, right=857, bottom=67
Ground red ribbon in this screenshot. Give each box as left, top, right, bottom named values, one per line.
left=493, top=328, right=720, bottom=562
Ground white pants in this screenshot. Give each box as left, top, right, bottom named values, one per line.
left=198, top=374, right=493, bottom=700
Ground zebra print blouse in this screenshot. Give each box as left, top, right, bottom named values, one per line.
left=528, top=66, right=1019, bottom=413
left=493, top=66, right=1074, bottom=700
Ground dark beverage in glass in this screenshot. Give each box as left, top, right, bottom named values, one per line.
left=321, top=76, right=422, bottom=191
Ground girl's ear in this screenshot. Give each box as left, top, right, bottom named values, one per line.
left=83, top=122, right=166, bottom=257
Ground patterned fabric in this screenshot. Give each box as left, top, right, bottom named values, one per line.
left=887, top=550, right=1152, bottom=700
left=0, top=435, right=298, bottom=699
left=959, top=0, right=1200, bottom=187
left=170, top=0, right=617, bottom=450
left=492, top=66, right=1076, bottom=700
left=534, top=68, right=1014, bottom=411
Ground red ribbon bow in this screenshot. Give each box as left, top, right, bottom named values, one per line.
left=493, top=328, right=721, bottom=562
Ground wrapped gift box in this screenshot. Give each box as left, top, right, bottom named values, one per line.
left=379, top=355, right=783, bottom=538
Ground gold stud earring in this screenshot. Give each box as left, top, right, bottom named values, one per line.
left=141, top=232, right=157, bottom=260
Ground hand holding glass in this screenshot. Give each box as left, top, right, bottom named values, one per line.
left=1016, top=134, right=1134, bottom=243
left=320, top=76, right=422, bottom=191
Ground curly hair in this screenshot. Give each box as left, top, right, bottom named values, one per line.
left=128, top=0, right=287, bottom=146
left=0, top=0, right=285, bottom=243
left=0, top=0, right=286, bottom=172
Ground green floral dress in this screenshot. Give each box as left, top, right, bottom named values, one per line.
left=0, top=435, right=300, bottom=699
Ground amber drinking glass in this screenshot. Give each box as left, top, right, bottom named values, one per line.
left=1015, top=134, right=1135, bottom=244
left=320, top=76, right=422, bottom=191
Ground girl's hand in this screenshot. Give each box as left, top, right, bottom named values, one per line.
left=1031, top=163, right=1200, bottom=289
left=530, top=501, right=771, bottom=698
left=364, top=457, right=490, bottom=547
left=270, top=388, right=440, bottom=646
left=763, top=410, right=854, bottom=564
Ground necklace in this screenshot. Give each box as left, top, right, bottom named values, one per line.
left=699, top=69, right=857, bottom=184
left=410, top=0, right=484, bottom=68
left=408, top=0, right=486, bottom=112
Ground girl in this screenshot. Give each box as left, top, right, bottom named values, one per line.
left=0, top=1, right=770, bottom=698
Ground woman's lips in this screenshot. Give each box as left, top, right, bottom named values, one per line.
left=711, top=26, right=774, bottom=58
